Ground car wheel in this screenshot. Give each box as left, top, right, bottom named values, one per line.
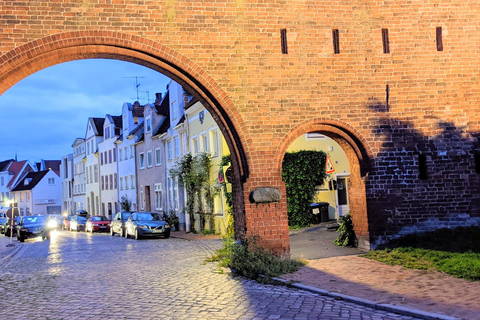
left=164, top=233, right=170, bottom=239
left=17, top=235, right=24, bottom=242
left=5, top=230, right=9, bottom=237
left=120, top=227, right=125, bottom=237
left=135, top=228, right=141, bottom=240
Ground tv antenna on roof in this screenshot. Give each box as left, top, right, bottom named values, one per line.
left=123, top=76, right=146, bottom=101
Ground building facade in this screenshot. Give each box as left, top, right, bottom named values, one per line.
left=85, top=118, right=104, bottom=216
left=72, top=138, right=86, bottom=214
left=60, top=154, right=74, bottom=216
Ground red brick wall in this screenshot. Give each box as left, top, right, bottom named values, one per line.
left=1, top=1, right=480, bottom=252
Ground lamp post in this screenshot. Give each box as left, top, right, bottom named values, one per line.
left=6, top=199, right=15, bottom=247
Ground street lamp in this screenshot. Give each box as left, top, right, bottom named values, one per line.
left=6, top=199, right=15, bottom=247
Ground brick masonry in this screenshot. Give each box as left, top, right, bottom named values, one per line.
left=1, top=1, right=479, bottom=252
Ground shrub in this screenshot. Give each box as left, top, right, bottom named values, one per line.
left=334, top=214, right=357, bottom=247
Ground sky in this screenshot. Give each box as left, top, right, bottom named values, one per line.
left=0, top=59, right=171, bottom=163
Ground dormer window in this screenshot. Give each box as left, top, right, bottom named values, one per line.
left=123, top=115, right=128, bottom=131
left=146, top=116, right=152, bottom=133
left=24, top=178, right=32, bottom=186
left=104, top=126, right=111, bottom=139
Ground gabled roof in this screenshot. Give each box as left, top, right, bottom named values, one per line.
left=185, top=97, right=200, bottom=110
left=134, top=126, right=145, bottom=144
left=11, top=170, right=49, bottom=192
left=6, top=161, right=34, bottom=189
left=155, top=90, right=169, bottom=116
left=132, top=101, right=144, bottom=118
left=153, top=117, right=170, bottom=137
left=92, top=118, right=105, bottom=136
left=175, top=115, right=185, bottom=127
left=126, top=120, right=144, bottom=139
left=111, top=115, right=123, bottom=129
left=43, top=160, right=61, bottom=174
left=0, top=159, right=14, bottom=172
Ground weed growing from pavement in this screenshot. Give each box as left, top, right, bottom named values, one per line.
left=207, top=235, right=305, bottom=284
left=362, top=226, right=480, bottom=281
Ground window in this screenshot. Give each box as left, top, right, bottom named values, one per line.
left=182, top=133, right=187, bottom=155
left=332, top=29, right=340, bottom=54
left=101, top=176, right=105, bottom=190
left=146, top=116, right=152, bottom=133
left=168, top=140, right=173, bottom=160
left=124, top=147, right=128, bottom=160
left=131, top=175, right=135, bottom=189
left=100, top=152, right=104, bottom=165
left=48, top=178, right=55, bottom=185
left=113, top=148, right=117, bottom=162
left=436, top=26, right=443, bottom=51
left=120, top=177, right=124, bottom=190
left=155, top=148, right=162, bottom=166
left=91, top=141, right=94, bottom=154
left=104, top=126, right=110, bottom=139
left=210, top=129, right=219, bottom=156
left=192, top=137, right=199, bottom=155
left=86, top=141, right=90, bottom=155
left=110, top=175, right=114, bottom=190
left=201, top=133, right=208, bottom=153
left=26, top=207, right=30, bottom=215
left=123, top=114, right=128, bottom=131
left=114, top=173, right=117, bottom=189
left=139, top=153, right=145, bottom=169
left=147, top=150, right=153, bottom=168
left=119, top=149, right=123, bottom=162
left=94, top=165, right=99, bottom=182
left=172, top=100, right=178, bottom=120
left=124, top=176, right=129, bottom=190
left=140, top=186, right=145, bottom=210
left=174, top=136, right=180, bottom=158
left=1, top=177, right=4, bottom=186
left=155, top=183, right=162, bottom=210
left=381, top=28, right=390, bottom=54
left=280, top=29, right=288, bottom=54
left=20, top=193, right=24, bottom=201
left=130, top=146, right=134, bottom=158
left=109, top=150, right=112, bottom=163
left=26, top=192, right=30, bottom=201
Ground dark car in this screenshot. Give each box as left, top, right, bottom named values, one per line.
left=16, top=215, right=50, bottom=242
left=125, top=212, right=170, bottom=240
left=85, top=216, right=111, bottom=233
left=70, top=215, right=87, bottom=232
left=110, top=212, right=133, bottom=237
left=46, top=214, right=64, bottom=230
left=0, top=217, right=7, bottom=234
left=4, top=216, right=21, bottom=237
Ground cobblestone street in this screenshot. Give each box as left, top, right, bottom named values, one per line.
left=0, top=231, right=421, bottom=320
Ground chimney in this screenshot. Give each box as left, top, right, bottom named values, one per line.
left=155, top=93, right=162, bottom=104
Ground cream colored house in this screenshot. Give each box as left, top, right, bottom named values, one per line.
left=185, top=99, right=230, bottom=234
left=287, top=133, right=351, bottom=220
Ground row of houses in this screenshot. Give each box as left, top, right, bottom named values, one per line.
left=60, top=80, right=230, bottom=233
left=0, top=159, right=62, bottom=217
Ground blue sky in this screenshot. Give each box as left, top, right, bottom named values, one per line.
left=0, top=59, right=171, bottom=163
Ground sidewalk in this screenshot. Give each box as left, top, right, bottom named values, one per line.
left=173, top=229, right=480, bottom=320
left=0, top=234, right=22, bottom=266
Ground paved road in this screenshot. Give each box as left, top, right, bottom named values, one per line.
left=0, top=231, right=420, bottom=320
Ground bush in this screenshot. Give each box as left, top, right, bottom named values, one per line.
left=209, top=236, right=305, bottom=283
left=334, top=214, right=357, bottom=247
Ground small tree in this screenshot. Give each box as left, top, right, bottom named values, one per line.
left=120, top=194, right=131, bottom=212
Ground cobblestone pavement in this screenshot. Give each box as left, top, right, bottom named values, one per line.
left=0, top=231, right=421, bottom=320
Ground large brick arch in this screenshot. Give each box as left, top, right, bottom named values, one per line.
left=274, top=119, right=374, bottom=249
left=0, top=31, right=250, bottom=240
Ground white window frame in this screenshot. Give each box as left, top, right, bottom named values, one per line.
left=210, top=128, right=220, bottom=157
left=192, top=136, right=199, bottom=155
left=147, top=150, right=153, bottom=168
left=155, top=183, right=162, bottom=211
left=167, top=140, right=173, bottom=160
left=174, top=136, right=180, bottom=158
left=139, top=153, right=145, bottom=169
left=200, top=132, right=208, bottom=153
left=146, top=116, right=152, bottom=133
left=155, top=148, right=162, bottom=166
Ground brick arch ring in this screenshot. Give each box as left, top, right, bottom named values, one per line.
left=274, top=118, right=374, bottom=176
left=273, top=118, right=374, bottom=245
left=0, top=30, right=251, bottom=239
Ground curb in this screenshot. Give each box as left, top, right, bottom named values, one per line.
left=272, top=277, right=459, bottom=320
left=0, top=242, right=24, bottom=267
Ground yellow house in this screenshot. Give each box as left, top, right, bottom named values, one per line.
left=184, top=99, right=230, bottom=234
left=286, top=133, right=351, bottom=220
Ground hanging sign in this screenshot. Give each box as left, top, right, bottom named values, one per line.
left=218, top=169, right=225, bottom=184
left=326, top=156, right=336, bottom=174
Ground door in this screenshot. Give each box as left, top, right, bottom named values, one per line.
left=336, top=176, right=350, bottom=217
left=145, top=186, right=151, bottom=211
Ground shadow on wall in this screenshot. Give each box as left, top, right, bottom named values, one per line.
left=366, top=103, right=480, bottom=247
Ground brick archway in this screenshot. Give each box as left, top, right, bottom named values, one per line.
left=275, top=119, right=374, bottom=249
left=0, top=30, right=250, bottom=240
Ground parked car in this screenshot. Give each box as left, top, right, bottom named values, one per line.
left=110, top=212, right=133, bottom=237
left=46, top=214, right=64, bottom=230
left=62, top=215, right=73, bottom=230
left=16, top=215, right=50, bottom=242
left=0, top=217, right=7, bottom=234
left=125, top=212, right=171, bottom=240
left=4, top=216, right=21, bottom=237
left=70, top=215, right=87, bottom=232
left=85, top=216, right=111, bottom=233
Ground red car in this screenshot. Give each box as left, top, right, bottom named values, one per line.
left=85, top=216, right=111, bottom=233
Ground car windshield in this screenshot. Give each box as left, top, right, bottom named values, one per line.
left=121, top=213, right=131, bottom=220
left=48, top=215, right=63, bottom=221
left=76, top=216, right=87, bottom=223
left=24, top=216, right=46, bottom=224
left=136, top=213, right=162, bottom=221
left=91, top=216, right=109, bottom=221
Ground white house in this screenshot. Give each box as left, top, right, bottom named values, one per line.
left=72, top=138, right=86, bottom=214
left=0, top=160, right=36, bottom=216
left=98, top=114, right=122, bottom=218
left=115, top=101, right=144, bottom=212
left=11, top=170, right=61, bottom=216
left=85, top=117, right=104, bottom=216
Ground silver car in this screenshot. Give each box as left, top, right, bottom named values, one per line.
left=125, top=212, right=170, bottom=240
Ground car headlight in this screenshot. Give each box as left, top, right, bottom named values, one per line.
left=47, top=220, right=57, bottom=228
left=164, top=224, right=170, bottom=228
left=138, top=225, right=149, bottom=229
left=21, top=227, right=28, bottom=232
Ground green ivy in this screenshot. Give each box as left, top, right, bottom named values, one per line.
left=334, top=214, right=357, bottom=247
left=282, top=150, right=327, bottom=228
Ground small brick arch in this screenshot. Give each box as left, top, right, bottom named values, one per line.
left=275, top=118, right=374, bottom=248
left=0, top=30, right=251, bottom=239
